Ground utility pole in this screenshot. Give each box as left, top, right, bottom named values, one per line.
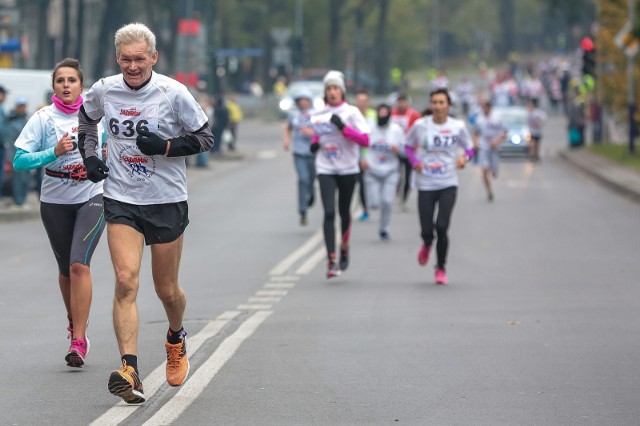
left=628, top=0, right=637, bottom=155
left=431, top=0, right=440, bottom=70
left=293, top=0, right=303, bottom=80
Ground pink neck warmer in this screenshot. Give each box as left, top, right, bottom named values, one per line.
left=52, top=95, right=83, bottom=114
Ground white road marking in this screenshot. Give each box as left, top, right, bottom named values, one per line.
left=264, top=282, right=296, bottom=289
left=248, top=296, right=282, bottom=303
left=269, top=275, right=300, bottom=282
left=295, top=246, right=326, bottom=275
left=255, top=290, right=288, bottom=297
left=143, top=311, right=273, bottom=426
left=89, top=310, right=241, bottom=426
left=256, top=150, right=278, bottom=159
left=237, top=303, right=273, bottom=310
left=269, top=230, right=323, bottom=275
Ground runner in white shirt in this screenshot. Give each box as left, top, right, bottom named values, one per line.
left=473, top=101, right=507, bottom=201
left=361, top=104, right=405, bottom=241
left=405, top=88, right=474, bottom=285
left=309, top=70, right=370, bottom=278
left=12, top=58, right=106, bottom=369
left=527, top=98, right=547, bottom=162
left=78, top=23, right=214, bottom=404
left=283, top=88, right=316, bottom=226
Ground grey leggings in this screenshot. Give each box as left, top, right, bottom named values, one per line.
left=40, top=194, right=105, bottom=277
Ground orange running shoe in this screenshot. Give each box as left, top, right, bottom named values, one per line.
left=166, top=337, right=190, bottom=386
left=108, top=361, right=145, bottom=404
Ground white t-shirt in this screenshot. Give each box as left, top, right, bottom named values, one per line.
left=311, top=102, right=370, bottom=175
left=365, top=122, right=405, bottom=177
left=14, top=104, right=105, bottom=204
left=405, top=115, right=473, bottom=191
left=82, top=72, right=208, bottom=204
left=474, top=112, right=506, bottom=150
left=528, top=108, right=547, bottom=137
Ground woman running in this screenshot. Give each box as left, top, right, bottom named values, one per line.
left=361, top=103, right=405, bottom=241
left=283, top=88, right=316, bottom=226
left=405, top=88, right=474, bottom=284
left=12, top=58, right=106, bottom=367
left=309, top=70, right=370, bottom=278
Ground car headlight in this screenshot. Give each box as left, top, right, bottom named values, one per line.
left=313, top=98, right=325, bottom=110
left=279, top=98, right=293, bottom=111
left=511, top=134, right=522, bottom=145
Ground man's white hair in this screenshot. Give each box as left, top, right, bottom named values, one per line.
left=114, top=22, right=157, bottom=55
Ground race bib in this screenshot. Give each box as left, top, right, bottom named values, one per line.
left=424, top=155, right=448, bottom=177
left=104, top=102, right=159, bottom=140
left=323, top=144, right=340, bottom=160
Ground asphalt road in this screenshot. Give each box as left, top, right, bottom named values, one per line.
left=1, top=112, right=639, bottom=426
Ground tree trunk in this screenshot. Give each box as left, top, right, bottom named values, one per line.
left=329, top=0, right=341, bottom=69
left=93, top=0, right=125, bottom=78
left=62, top=0, right=70, bottom=57
left=374, top=0, right=388, bottom=94
left=75, top=0, right=84, bottom=60
left=499, top=0, right=514, bottom=60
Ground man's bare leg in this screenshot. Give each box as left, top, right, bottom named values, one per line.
left=108, top=223, right=144, bottom=356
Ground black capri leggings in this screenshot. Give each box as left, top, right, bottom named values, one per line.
left=318, top=173, right=357, bottom=259
left=418, top=186, right=457, bottom=269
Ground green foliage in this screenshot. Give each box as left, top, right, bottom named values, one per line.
left=598, top=0, right=640, bottom=116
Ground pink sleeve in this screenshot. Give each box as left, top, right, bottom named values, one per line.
left=405, top=145, right=420, bottom=168
left=342, top=126, right=369, bottom=147
left=312, top=134, right=319, bottom=143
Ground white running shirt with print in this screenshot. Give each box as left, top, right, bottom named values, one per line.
left=14, top=104, right=105, bottom=204
left=405, top=115, right=473, bottom=191
left=311, top=102, right=370, bottom=175
left=82, top=72, right=208, bottom=204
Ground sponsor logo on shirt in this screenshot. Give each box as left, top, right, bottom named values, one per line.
left=120, top=107, right=142, bottom=117
left=119, top=147, right=156, bottom=182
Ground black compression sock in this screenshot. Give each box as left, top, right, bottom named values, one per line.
left=167, top=327, right=185, bottom=344
left=122, top=354, right=138, bottom=373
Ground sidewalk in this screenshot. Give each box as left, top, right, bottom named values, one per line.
left=559, top=148, right=640, bottom=204
left=0, top=191, right=40, bottom=222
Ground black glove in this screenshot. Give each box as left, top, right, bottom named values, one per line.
left=330, top=114, right=345, bottom=131
left=84, top=156, right=109, bottom=183
left=310, top=142, right=320, bottom=154
left=136, top=129, right=168, bottom=156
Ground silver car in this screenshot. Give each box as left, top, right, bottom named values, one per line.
left=278, top=81, right=325, bottom=117
left=492, top=106, right=531, bottom=156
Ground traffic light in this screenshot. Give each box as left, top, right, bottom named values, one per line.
left=582, top=49, right=595, bottom=77
left=580, top=37, right=595, bottom=77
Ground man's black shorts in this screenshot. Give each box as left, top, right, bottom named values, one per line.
left=104, top=197, right=189, bottom=245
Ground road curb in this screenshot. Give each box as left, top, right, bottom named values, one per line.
left=559, top=149, right=640, bottom=205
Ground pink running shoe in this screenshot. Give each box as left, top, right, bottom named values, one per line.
left=435, top=268, right=448, bottom=285
left=417, top=245, right=431, bottom=266
left=66, top=337, right=90, bottom=367
left=327, top=261, right=341, bottom=279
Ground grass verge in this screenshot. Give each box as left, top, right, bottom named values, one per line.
left=588, top=143, right=640, bottom=173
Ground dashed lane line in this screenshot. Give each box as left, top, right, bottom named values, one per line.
left=268, top=230, right=322, bottom=275
left=295, top=246, right=326, bottom=275
left=142, top=311, right=273, bottom=426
